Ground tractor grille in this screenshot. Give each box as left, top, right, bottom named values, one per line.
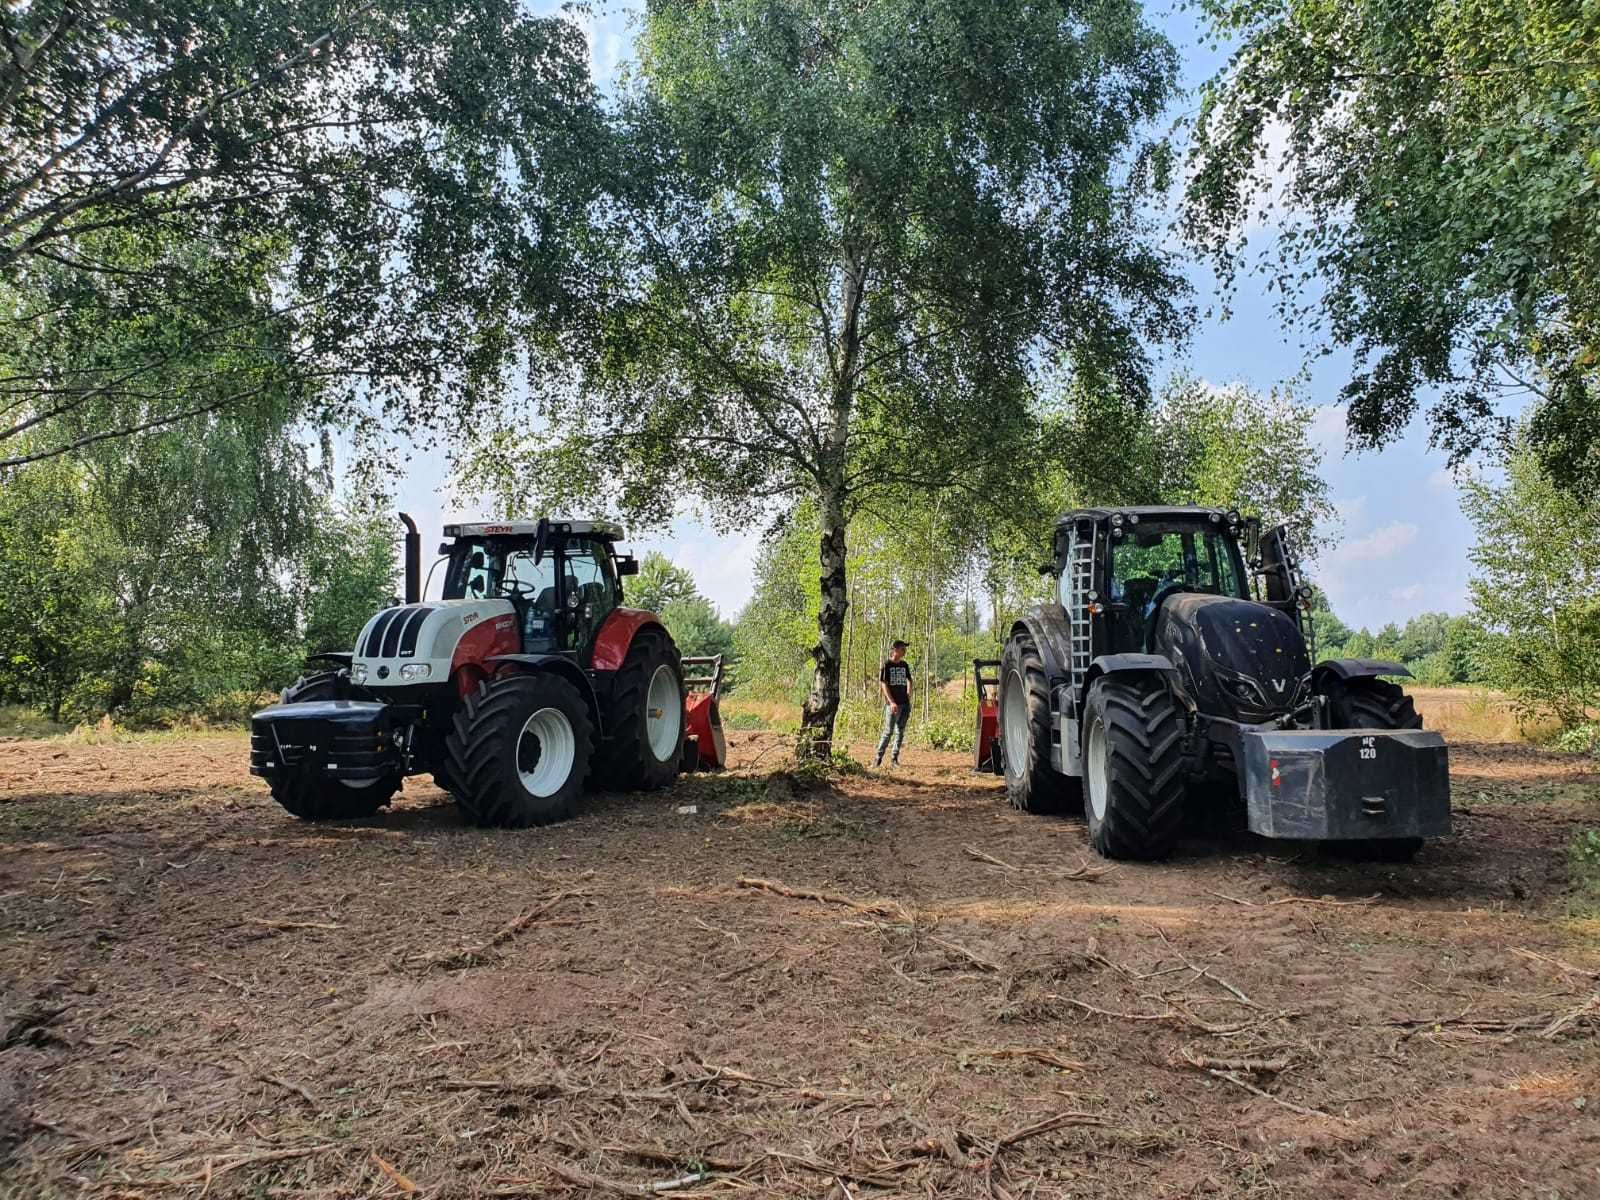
left=363, top=604, right=434, bottom=658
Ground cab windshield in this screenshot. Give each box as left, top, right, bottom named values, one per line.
left=1109, top=523, right=1247, bottom=617
left=442, top=537, right=555, bottom=602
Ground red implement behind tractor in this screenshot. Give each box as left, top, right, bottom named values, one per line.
left=680, top=654, right=728, bottom=770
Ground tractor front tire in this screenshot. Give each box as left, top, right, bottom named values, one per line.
left=268, top=670, right=401, bottom=819
left=593, top=626, right=685, bottom=793
left=1082, top=679, right=1186, bottom=860
left=999, top=628, right=1079, bottom=814
left=1326, top=676, right=1422, bottom=731
left=448, top=674, right=594, bottom=828
left=1324, top=676, right=1424, bottom=861
left=270, top=766, right=399, bottom=821
left=281, top=670, right=343, bottom=704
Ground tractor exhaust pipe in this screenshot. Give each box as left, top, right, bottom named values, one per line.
left=399, top=512, right=421, bottom=604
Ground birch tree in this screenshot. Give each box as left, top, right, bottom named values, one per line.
left=488, top=0, right=1188, bottom=756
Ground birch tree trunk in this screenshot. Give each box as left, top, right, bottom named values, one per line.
left=798, top=252, right=865, bottom=759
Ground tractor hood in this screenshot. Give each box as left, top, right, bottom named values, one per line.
left=1153, top=593, right=1310, bottom=721
left=351, top=599, right=517, bottom=688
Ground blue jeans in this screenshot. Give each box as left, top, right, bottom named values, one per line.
left=875, top=703, right=909, bottom=764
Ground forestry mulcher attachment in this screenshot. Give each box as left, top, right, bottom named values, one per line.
left=250, top=516, right=695, bottom=826
left=976, top=507, right=1450, bottom=861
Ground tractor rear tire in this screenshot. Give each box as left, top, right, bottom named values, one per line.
left=447, top=674, right=594, bottom=827
left=270, top=670, right=399, bottom=819
left=1082, top=679, right=1186, bottom=860
left=1325, top=676, right=1424, bottom=861
left=999, top=627, right=1079, bottom=814
left=593, top=626, right=685, bottom=793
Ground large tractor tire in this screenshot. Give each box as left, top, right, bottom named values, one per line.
left=999, top=627, right=1079, bottom=814
left=1082, top=678, right=1186, bottom=860
left=593, top=626, right=685, bottom=793
left=270, top=670, right=399, bottom=819
left=447, top=673, right=594, bottom=827
left=1324, top=676, right=1425, bottom=862
left=1326, top=676, right=1422, bottom=731
left=281, top=670, right=344, bottom=704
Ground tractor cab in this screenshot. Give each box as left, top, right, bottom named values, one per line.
left=438, top=519, right=639, bottom=658
left=1093, top=512, right=1253, bottom=655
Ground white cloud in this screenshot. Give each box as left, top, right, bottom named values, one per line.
left=1308, top=404, right=1348, bottom=456
left=1427, top=466, right=1455, bottom=493
left=1333, top=494, right=1368, bottom=534
left=1329, top=521, right=1418, bottom=563
left=1389, top=583, right=1424, bottom=604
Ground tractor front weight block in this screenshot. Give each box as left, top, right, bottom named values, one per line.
left=1240, top=729, right=1451, bottom=841
left=250, top=700, right=415, bottom=784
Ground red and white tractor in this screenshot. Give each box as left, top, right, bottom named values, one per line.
left=250, top=516, right=725, bottom=826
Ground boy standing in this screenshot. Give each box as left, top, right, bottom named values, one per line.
left=875, top=639, right=914, bottom=768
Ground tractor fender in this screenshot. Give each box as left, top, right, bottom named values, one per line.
left=1084, top=653, right=1184, bottom=694
left=1313, top=659, right=1412, bottom=689
left=590, top=607, right=669, bottom=672
left=485, top=654, right=604, bottom=738
left=1012, top=605, right=1073, bottom=686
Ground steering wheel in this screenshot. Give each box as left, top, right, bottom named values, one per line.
left=500, top=578, right=538, bottom=602
left=1143, top=581, right=1192, bottom=651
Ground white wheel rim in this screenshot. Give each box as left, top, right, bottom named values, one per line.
left=1087, top=718, right=1109, bottom=821
left=1002, top=669, right=1029, bottom=775
left=646, top=664, right=682, bottom=762
left=516, top=707, right=577, bottom=798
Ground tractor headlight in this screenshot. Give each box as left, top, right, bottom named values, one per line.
left=400, top=663, right=432, bottom=681
left=351, top=663, right=368, bottom=683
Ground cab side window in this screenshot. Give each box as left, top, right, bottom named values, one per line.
left=559, top=540, right=618, bottom=651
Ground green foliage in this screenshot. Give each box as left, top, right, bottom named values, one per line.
left=631, top=553, right=699, bottom=617
left=1186, top=0, right=1600, bottom=491
left=1552, top=724, right=1600, bottom=756
left=662, top=596, right=736, bottom=662
left=1567, top=829, right=1600, bottom=919
left=923, top=719, right=972, bottom=753
left=1307, top=597, right=1497, bottom=685
left=1461, top=440, right=1600, bottom=726
left=464, top=0, right=1188, bottom=751
left=0, top=438, right=397, bottom=726
left=1, top=1, right=605, bottom=469
left=0, top=459, right=121, bottom=720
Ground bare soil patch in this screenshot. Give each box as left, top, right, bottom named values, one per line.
left=2, top=731, right=1597, bottom=1197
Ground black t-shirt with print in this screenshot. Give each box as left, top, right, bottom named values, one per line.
left=880, top=658, right=913, bottom=707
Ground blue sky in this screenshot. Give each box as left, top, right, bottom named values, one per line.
left=394, top=0, right=1480, bottom=634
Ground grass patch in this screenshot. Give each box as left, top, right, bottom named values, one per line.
left=0, top=705, right=71, bottom=740
left=1567, top=830, right=1600, bottom=920
left=1409, top=687, right=1558, bottom=743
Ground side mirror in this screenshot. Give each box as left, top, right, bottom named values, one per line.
left=617, top=556, right=640, bottom=576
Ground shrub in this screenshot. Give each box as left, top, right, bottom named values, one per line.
left=923, top=719, right=972, bottom=752
left=1552, top=723, right=1600, bottom=757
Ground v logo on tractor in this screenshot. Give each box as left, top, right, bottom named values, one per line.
left=249, top=515, right=718, bottom=827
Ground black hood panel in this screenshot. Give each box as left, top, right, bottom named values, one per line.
left=1154, top=594, right=1310, bottom=720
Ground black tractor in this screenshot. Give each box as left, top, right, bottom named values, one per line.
left=976, top=507, right=1450, bottom=861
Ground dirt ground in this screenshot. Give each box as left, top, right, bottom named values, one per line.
left=2, top=729, right=1597, bottom=1199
